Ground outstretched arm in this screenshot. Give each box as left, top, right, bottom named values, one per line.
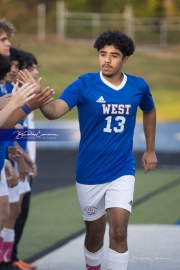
left=1, top=85, right=54, bottom=128
left=18, top=69, right=70, bottom=120
left=0, top=82, right=36, bottom=128
left=142, top=107, right=158, bottom=173
left=38, top=99, right=70, bottom=120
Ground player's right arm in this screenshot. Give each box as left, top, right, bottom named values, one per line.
left=1, top=86, right=54, bottom=128
left=0, top=82, right=36, bottom=127
left=39, top=99, right=70, bottom=120
left=17, top=69, right=70, bottom=120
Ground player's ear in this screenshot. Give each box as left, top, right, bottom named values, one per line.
left=123, top=56, right=129, bottom=65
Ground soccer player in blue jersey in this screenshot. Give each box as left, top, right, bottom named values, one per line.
left=18, top=30, right=157, bottom=270
left=6, top=49, right=39, bottom=270
left=0, top=36, right=53, bottom=270
left=0, top=53, right=36, bottom=270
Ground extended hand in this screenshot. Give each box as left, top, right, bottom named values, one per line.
left=26, top=86, right=55, bottom=110
left=10, top=81, right=36, bottom=109
left=15, top=156, right=31, bottom=181
left=0, top=94, right=11, bottom=110
left=17, top=69, right=42, bottom=93
left=5, top=160, right=19, bottom=187
left=7, top=146, right=23, bottom=161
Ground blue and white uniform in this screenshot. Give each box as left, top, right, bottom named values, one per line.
left=5, top=82, right=14, bottom=94
left=0, top=81, right=8, bottom=96
left=0, top=83, right=9, bottom=196
left=0, top=83, right=17, bottom=200
left=59, top=72, right=154, bottom=219
left=60, top=72, right=154, bottom=185
left=2, top=83, right=31, bottom=202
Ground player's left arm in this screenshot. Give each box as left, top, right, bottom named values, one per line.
left=142, top=107, right=158, bottom=173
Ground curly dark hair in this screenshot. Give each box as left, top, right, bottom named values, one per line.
left=9, top=47, right=24, bottom=70
left=0, top=54, right=10, bottom=80
left=94, top=30, right=135, bottom=57
left=18, top=50, right=38, bottom=70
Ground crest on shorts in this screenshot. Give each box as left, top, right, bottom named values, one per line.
left=84, top=206, right=97, bottom=215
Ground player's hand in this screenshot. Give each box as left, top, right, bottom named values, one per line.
left=16, top=156, right=31, bottom=181
left=9, top=81, right=36, bottom=109
left=5, top=160, right=19, bottom=187
left=7, top=146, right=17, bottom=161
left=142, top=151, right=158, bottom=173
left=26, top=86, right=55, bottom=110
left=7, top=146, right=23, bottom=161
left=17, top=69, right=42, bottom=93
left=19, top=149, right=37, bottom=178
left=0, top=94, right=11, bottom=110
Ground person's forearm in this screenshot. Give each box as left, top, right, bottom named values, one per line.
left=0, top=103, right=16, bottom=127
left=40, top=100, right=69, bottom=120
left=0, top=107, right=26, bottom=128
left=143, top=107, right=156, bottom=152
left=39, top=102, right=58, bottom=120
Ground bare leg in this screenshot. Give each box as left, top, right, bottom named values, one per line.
left=84, top=214, right=106, bottom=269
left=84, top=214, right=106, bottom=252
left=4, top=201, right=21, bottom=229
left=0, top=196, right=9, bottom=231
left=106, top=207, right=130, bottom=270
left=107, top=207, right=129, bottom=252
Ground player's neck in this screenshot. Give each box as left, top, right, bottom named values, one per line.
left=102, top=72, right=124, bottom=87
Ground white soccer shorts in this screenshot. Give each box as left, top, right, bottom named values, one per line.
left=14, top=161, right=31, bottom=196
left=18, top=177, right=31, bottom=195
left=76, top=175, right=135, bottom=221
left=8, top=185, right=20, bottom=203
left=8, top=178, right=31, bottom=203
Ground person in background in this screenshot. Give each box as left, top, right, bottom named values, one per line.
left=0, top=18, right=18, bottom=270
left=0, top=47, right=36, bottom=270
left=0, top=52, right=36, bottom=270
left=9, top=50, right=39, bottom=270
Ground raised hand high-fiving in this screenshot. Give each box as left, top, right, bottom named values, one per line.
left=17, top=69, right=42, bottom=93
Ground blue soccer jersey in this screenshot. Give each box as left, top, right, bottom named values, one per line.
left=5, top=82, right=14, bottom=94
left=0, top=81, right=8, bottom=96
left=59, top=72, right=154, bottom=185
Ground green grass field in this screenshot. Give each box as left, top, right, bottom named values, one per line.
left=12, top=35, right=180, bottom=122
left=18, top=169, right=180, bottom=260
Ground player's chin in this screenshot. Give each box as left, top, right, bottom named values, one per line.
left=102, top=71, right=113, bottom=78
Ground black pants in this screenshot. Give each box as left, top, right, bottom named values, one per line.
left=11, top=179, right=33, bottom=262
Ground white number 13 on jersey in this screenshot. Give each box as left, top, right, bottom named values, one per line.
left=103, top=116, right=126, bottom=133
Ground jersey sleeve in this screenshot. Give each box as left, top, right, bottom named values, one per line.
left=59, top=78, right=85, bottom=110
left=139, top=79, right=154, bottom=111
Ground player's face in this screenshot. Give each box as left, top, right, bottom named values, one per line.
left=0, top=31, right=11, bottom=56
left=5, top=60, right=20, bottom=83
left=28, top=64, right=39, bottom=80
left=99, top=45, right=128, bottom=79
